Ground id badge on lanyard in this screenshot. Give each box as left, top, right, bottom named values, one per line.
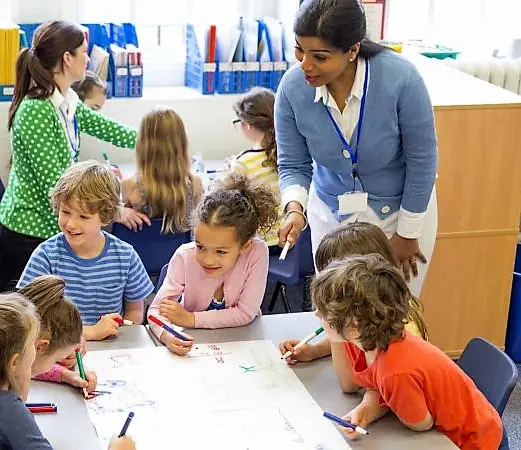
left=60, top=109, right=79, bottom=162
left=324, top=60, right=369, bottom=215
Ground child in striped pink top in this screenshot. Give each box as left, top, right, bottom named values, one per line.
left=148, top=173, right=279, bottom=355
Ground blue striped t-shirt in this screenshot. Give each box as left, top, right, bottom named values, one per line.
left=17, top=231, right=154, bottom=325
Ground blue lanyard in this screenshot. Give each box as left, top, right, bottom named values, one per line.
left=324, top=60, right=369, bottom=179
left=60, top=109, right=79, bottom=162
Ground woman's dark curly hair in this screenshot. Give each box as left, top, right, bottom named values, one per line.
left=312, top=253, right=411, bottom=351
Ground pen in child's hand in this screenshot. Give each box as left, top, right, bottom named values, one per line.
left=148, top=315, right=191, bottom=342
left=323, top=411, right=369, bottom=435
left=118, top=412, right=134, bottom=437
left=279, top=241, right=291, bottom=261
left=281, top=326, right=324, bottom=359
left=75, top=351, right=88, bottom=399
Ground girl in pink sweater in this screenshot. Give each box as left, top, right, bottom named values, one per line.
left=149, top=173, right=279, bottom=355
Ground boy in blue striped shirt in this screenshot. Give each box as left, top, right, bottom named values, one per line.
left=18, top=161, right=154, bottom=340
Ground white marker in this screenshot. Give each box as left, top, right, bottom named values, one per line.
left=279, top=241, right=291, bottom=261
left=282, top=326, right=325, bottom=359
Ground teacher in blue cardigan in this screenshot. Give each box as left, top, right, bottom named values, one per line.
left=276, top=0, right=438, bottom=296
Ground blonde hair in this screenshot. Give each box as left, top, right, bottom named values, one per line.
left=315, top=222, right=428, bottom=341
left=312, top=254, right=411, bottom=352
left=233, top=87, right=277, bottom=169
left=0, top=294, right=39, bottom=394
left=195, top=172, right=279, bottom=245
left=51, top=160, right=120, bottom=224
left=18, top=276, right=82, bottom=353
left=136, top=108, right=193, bottom=234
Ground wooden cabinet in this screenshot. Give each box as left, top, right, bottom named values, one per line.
left=410, top=55, right=521, bottom=357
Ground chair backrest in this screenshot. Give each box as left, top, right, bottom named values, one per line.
left=457, top=337, right=518, bottom=415
left=112, top=218, right=190, bottom=277
left=268, top=227, right=315, bottom=285
left=155, top=263, right=169, bottom=293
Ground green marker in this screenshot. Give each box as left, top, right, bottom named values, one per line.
left=281, top=326, right=325, bottom=359
left=75, top=351, right=88, bottom=398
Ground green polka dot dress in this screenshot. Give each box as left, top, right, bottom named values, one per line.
left=0, top=98, right=137, bottom=239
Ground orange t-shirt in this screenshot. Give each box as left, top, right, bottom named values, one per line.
left=344, top=332, right=502, bottom=449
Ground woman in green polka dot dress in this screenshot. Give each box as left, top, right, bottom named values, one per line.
left=0, top=21, right=145, bottom=291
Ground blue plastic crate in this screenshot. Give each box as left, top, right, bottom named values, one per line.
left=217, top=63, right=235, bottom=94
left=242, top=62, right=260, bottom=92
left=112, top=65, right=129, bottom=97
left=185, top=24, right=216, bottom=95
left=259, top=62, right=274, bottom=89
left=18, top=23, right=40, bottom=47
left=272, top=61, right=288, bottom=91
left=122, top=23, right=139, bottom=47
left=128, top=64, right=143, bottom=97
left=0, top=85, right=14, bottom=102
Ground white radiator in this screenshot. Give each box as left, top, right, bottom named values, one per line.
left=444, top=57, right=521, bottom=95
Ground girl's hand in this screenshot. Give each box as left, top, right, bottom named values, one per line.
left=62, top=369, right=98, bottom=393
left=159, top=299, right=195, bottom=328
left=108, top=435, right=136, bottom=450
left=118, top=206, right=151, bottom=231
left=278, top=202, right=306, bottom=249
left=162, top=332, right=194, bottom=356
left=390, top=234, right=427, bottom=282
left=279, top=340, right=318, bottom=365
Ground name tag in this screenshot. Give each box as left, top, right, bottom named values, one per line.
left=338, top=192, right=368, bottom=214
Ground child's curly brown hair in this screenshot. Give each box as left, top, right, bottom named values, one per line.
left=194, top=172, right=279, bottom=245
left=312, top=253, right=412, bottom=351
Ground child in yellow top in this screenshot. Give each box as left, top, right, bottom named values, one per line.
left=280, top=221, right=428, bottom=364
left=229, top=87, right=282, bottom=253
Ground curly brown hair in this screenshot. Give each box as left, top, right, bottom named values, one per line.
left=314, top=222, right=428, bottom=340
left=194, top=172, right=279, bottom=245
left=312, top=254, right=412, bottom=351
left=51, top=160, right=121, bottom=225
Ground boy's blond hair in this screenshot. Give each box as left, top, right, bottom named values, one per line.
left=51, top=160, right=120, bottom=224
left=312, top=254, right=412, bottom=352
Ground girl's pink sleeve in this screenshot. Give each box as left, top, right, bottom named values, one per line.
left=194, top=242, right=268, bottom=328
left=33, top=364, right=65, bottom=383
left=148, top=248, right=186, bottom=339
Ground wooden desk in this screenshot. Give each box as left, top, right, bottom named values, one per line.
left=409, top=55, right=521, bottom=357
left=29, top=317, right=456, bottom=450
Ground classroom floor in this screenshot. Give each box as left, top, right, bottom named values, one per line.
left=261, top=281, right=521, bottom=449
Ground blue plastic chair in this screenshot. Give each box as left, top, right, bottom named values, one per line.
left=457, top=337, right=518, bottom=416
left=155, top=263, right=169, bottom=294
left=112, top=218, right=190, bottom=277
left=267, top=227, right=315, bottom=313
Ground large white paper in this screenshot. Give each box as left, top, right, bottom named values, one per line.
left=84, top=341, right=350, bottom=449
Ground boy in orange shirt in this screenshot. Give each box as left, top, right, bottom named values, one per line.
left=312, top=254, right=505, bottom=449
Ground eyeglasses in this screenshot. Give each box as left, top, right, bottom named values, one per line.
left=232, top=119, right=243, bottom=130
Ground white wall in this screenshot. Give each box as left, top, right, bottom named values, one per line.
left=0, top=88, right=251, bottom=184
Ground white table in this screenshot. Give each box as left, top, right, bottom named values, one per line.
left=30, top=314, right=457, bottom=450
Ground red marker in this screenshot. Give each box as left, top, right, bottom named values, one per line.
left=100, top=316, right=133, bottom=326
left=114, top=317, right=133, bottom=326
left=26, top=403, right=58, bottom=414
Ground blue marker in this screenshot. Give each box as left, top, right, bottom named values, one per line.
left=148, top=315, right=191, bottom=342
left=323, top=411, right=369, bottom=435
left=118, top=412, right=134, bottom=437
